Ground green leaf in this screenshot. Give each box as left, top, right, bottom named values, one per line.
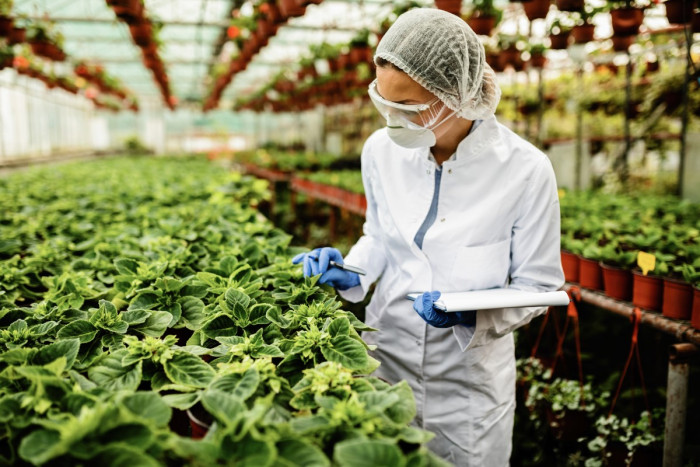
left=88, top=351, right=142, bottom=391
left=253, top=344, right=284, bottom=359
left=114, top=258, right=139, bottom=275
left=163, top=352, right=215, bottom=388
left=224, top=288, right=251, bottom=322
left=320, top=336, right=368, bottom=370
left=0, top=347, right=37, bottom=364
left=265, top=306, right=291, bottom=328
left=276, top=439, right=330, bottom=467
left=201, top=389, right=245, bottom=425
left=121, top=309, right=151, bottom=325
left=384, top=381, right=417, bottom=426
left=33, top=338, right=80, bottom=369
left=328, top=317, right=350, bottom=338
left=18, top=429, right=62, bottom=465
left=291, top=415, right=331, bottom=434
left=201, top=314, right=239, bottom=339
left=179, top=296, right=205, bottom=329
left=94, top=445, right=161, bottom=467
left=29, top=321, right=58, bottom=336
left=133, top=311, right=171, bottom=337
left=209, top=367, right=259, bottom=401
left=122, top=392, right=172, bottom=427
left=57, top=320, right=98, bottom=343
left=129, top=292, right=160, bottom=311
left=248, top=303, right=272, bottom=326
left=161, top=392, right=201, bottom=410
left=333, top=439, right=404, bottom=467
left=101, top=423, right=153, bottom=449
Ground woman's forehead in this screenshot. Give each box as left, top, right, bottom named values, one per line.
left=376, top=67, right=433, bottom=104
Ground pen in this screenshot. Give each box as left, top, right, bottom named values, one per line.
left=329, top=260, right=366, bottom=276
left=405, top=293, right=447, bottom=311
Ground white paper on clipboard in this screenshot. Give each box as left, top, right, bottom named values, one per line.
left=405, top=288, right=570, bottom=312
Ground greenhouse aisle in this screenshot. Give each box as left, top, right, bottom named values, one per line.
left=1, top=0, right=699, bottom=465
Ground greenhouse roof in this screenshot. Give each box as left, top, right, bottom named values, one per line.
left=12, top=0, right=417, bottom=108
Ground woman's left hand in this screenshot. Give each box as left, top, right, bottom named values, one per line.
left=412, top=291, right=476, bottom=328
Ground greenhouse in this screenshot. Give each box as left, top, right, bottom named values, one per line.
left=0, top=0, right=699, bottom=465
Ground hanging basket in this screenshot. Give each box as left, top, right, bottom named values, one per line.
left=578, top=257, right=603, bottom=291
left=467, top=15, right=497, bottom=35
left=434, top=0, right=463, bottom=15
left=610, top=8, right=644, bottom=36
left=0, top=16, right=13, bottom=37
left=571, top=24, right=595, bottom=44
left=632, top=272, right=663, bottom=311
left=523, top=0, right=551, bottom=21
left=664, top=0, right=693, bottom=24
left=529, top=52, right=547, bottom=69
left=612, top=35, right=635, bottom=52
left=549, top=31, right=570, bottom=49
left=661, top=278, right=693, bottom=320
left=555, top=0, right=583, bottom=11
left=601, top=264, right=633, bottom=301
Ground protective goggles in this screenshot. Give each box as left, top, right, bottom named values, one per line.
left=368, top=79, right=449, bottom=128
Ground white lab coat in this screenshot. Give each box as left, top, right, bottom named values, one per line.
left=338, top=116, right=564, bottom=466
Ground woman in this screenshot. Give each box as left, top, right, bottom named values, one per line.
left=293, top=8, right=564, bottom=466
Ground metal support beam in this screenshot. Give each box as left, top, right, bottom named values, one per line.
left=663, top=343, right=698, bottom=467
left=562, top=285, right=700, bottom=346
left=27, top=16, right=365, bottom=31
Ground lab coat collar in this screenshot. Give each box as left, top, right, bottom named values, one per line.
left=420, top=116, right=500, bottom=170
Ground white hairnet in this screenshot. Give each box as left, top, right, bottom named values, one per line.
left=375, top=8, right=501, bottom=121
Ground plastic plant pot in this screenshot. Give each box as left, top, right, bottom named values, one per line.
left=578, top=257, right=603, bottom=291
left=187, top=407, right=212, bottom=439
left=632, top=271, right=663, bottom=311
left=661, top=278, right=693, bottom=320
left=601, top=264, right=633, bottom=301
left=561, top=251, right=580, bottom=283
left=691, top=288, right=700, bottom=329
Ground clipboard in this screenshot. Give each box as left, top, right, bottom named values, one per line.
left=406, top=288, right=570, bottom=312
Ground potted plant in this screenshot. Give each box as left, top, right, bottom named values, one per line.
left=466, top=0, right=502, bottom=35
left=607, top=0, right=648, bottom=37
left=683, top=264, right=700, bottom=329
left=561, top=232, right=584, bottom=283
left=586, top=410, right=664, bottom=466
left=349, top=28, right=371, bottom=65
left=528, top=43, right=548, bottom=68
left=598, top=240, right=636, bottom=301
left=26, top=19, right=66, bottom=61
left=526, top=376, right=606, bottom=442
left=435, top=0, right=463, bottom=16
left=8, top=12, right=26, bottom=44
left=522, top=0, right=552, bottom=21
left=571, top=3, right=603, bottom=44
left=0, top=0, right=13, bottom=37
left=497, top=34, right=525, bottom=71
left=663, top=0, right=694, bottom=23
left=548, top=13, right=574, bottom=49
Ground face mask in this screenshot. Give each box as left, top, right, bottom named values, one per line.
left=386, top=119, right=437, bottom=149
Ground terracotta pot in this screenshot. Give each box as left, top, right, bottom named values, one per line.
left=579, top=257, right=603, bottom=291
left=8, top=26, right=26, bottom=45
left=612, top=35, right=634, bottom=52
left=434, top=0, right=463, bottom=15
left=632, top=271, right=663, bottom=310
left=571, top=24, right=595, bottom=43
left=555, top=0, right=583, bottom=11
left=467, top=15, right=496, bottom=35
left=662, top=278, right=693, bottom=320
left=498, top=47, right=522, bottom=70
left=186, top=407, right=211, bottom=439
left=665, top=0, right=694, bottom=23
left=523, top=0, right=551, bottom=21
left=529, top=53, right=547, bottom=69
left=691, top=287, right=700, bottom=329
left=549, top=32, right=570, bottom=49
left=0, top=15, right=13, bottom=36
left=601, top=264, right=633, bottom=301
left=610, top=8, right=644, bottom=36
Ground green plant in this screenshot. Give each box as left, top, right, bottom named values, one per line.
left=572, top=3, right=605, bottom=25
left=349, top=28, right=370, bottom=48
left=310, top=42, right=341, bottom=60
left=123, top=135, right=148, bottom=154
left=548, top=13, right=575, bottom=34
left=26, top=19, right=64, bottom=47
left=585, top=410, right=664, bottom=466
left=470, top=0, right=503, bottom=21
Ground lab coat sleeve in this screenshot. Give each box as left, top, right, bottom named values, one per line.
left=337, top=140, right=388, bottom=303
left=453, top=156, right=565, bottom=351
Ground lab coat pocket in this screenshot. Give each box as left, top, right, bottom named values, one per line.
left=449, top=239, right=511, bottom=291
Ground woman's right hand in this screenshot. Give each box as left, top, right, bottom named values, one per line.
left=292, top=247, right=360, bottom=290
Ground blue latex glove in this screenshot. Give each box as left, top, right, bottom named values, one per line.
left=412, top=291, right=476, bottom=328
left=292, top=247, right=360, bottom=291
